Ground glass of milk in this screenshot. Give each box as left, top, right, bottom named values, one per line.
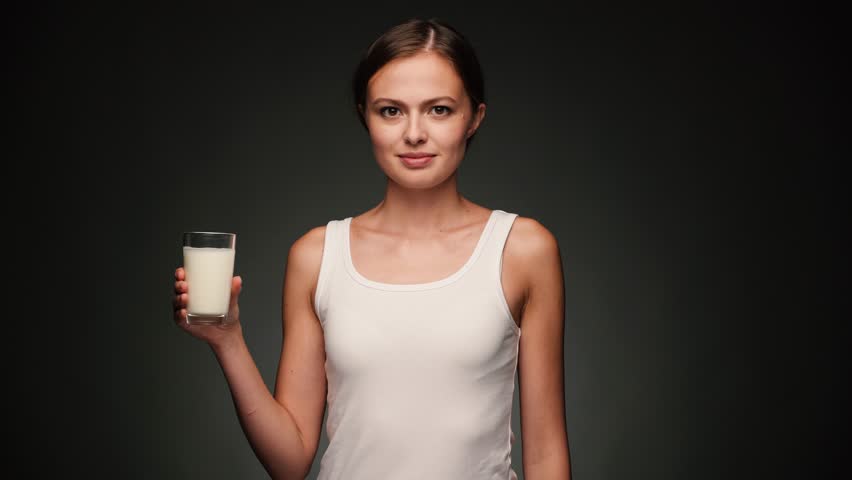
left=182, top=232, right=236, bottom=325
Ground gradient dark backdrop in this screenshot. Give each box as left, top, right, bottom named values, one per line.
left=19, top=2, right=845, bottom=479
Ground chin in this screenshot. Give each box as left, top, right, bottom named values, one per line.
left=392, top=168, right=459, bottom=190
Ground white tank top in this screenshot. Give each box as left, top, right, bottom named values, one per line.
left=313, top=209, right=521, bottom=479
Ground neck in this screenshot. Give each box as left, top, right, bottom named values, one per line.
left=367, top=172, right=476, bottom=233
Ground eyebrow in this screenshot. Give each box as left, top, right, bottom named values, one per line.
left=371, top=96, right=458, bottom=106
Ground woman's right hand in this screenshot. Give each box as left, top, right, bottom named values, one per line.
left=173, top=267, right=244, bottom=349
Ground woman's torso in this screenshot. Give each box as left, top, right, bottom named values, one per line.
left=312, top=207, right=524, bottom=479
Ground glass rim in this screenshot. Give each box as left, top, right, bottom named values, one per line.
left=183, top=231, right=236, bottom=236
left=183, top=231, right=236, bottom=248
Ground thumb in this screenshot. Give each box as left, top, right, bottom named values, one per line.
left=230, top=275, right=242, bottom=305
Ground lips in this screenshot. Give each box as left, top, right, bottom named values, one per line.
left=399, top=154, right=435, bottom=168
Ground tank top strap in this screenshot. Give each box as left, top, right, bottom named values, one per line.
left=313, top=218, right=345, bottom=324
left=479, top=209, right=519, bottom=266
left=466, top=209, right=520, bottom=332
left=467, top=209, right=519, bottom=283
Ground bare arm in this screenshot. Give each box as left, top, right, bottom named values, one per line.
left=173, top=225, right=329, bottom=479
left=511, top=218, right=572, bottom=479
left=211, top=329, right=313, bottom=479
left=271, top=226, right=329, bottom=471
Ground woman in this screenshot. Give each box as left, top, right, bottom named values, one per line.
left=173, top=17, right=570, bottom=479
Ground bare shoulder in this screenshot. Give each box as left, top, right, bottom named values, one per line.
left=285, top=224, right=328, bottom=298
left=504, top=215, right=562, bottom=294
left=505, top=215, right=560, bottom=261
left=290, top=224, right=327, bottom=257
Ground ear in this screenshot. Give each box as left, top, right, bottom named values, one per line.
left=466, top=103, right=486, bottom=139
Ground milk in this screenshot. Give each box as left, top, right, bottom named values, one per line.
left=183, top=246, right=235, bottom=316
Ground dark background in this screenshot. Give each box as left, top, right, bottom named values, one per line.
left=16, top=2, right=845, bottom=479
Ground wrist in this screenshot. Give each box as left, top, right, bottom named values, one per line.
left=209, top=324, right=246, bottom=356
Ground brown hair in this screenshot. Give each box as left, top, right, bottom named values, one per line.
left=351, top=18, right=486, bottom=148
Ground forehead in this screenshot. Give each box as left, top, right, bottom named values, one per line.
left=367, top=51, right=465, bottom=101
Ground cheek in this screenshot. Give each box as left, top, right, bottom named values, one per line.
left=368, top=122, right=400, bottom=145
left=433, top=120, right=470, bottom=145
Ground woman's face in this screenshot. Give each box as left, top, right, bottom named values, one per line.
left=362, top=51, right=485, bottom=189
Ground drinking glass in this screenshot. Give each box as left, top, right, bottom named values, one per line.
left=182, top=232, right=236, bottom=325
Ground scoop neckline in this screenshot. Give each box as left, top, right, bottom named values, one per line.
left=343, top=210, right=499, bottom=291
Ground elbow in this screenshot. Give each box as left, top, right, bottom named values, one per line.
left=264, top=456, right=312, bottom=480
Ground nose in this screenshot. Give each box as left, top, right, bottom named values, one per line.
left=403, top=115, right=427, bottom=145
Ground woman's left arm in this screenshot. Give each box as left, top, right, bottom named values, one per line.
left=511, top=218, right=572, bottom=479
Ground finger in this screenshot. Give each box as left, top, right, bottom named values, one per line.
left=174, top=280, right=187, bottom=293
left=174, top=307, right=188, bottom=326
left=175, top=267, right=185, bottom=281
left=172, top=292, right=186, bottom=309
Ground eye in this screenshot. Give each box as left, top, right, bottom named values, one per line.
left=432, top=105, right=452, bottom=116
left=379, top=106, right=401, bottom=117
